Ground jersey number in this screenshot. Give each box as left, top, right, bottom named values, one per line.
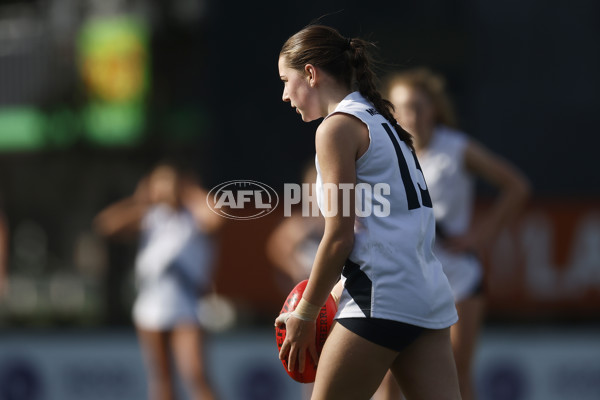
left=381, top=123, right=432, bottom=210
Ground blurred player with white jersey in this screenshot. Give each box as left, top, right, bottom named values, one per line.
left=94, top=161, right=222, bottom=400
left=375, top=68, right=530, bottom=400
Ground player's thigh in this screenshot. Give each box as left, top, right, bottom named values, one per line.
left=311, top=322, right=398, bottom=400
left=372, top=370, right=403, bottom=400
left=451, top=295, right=485, bottom=364
left=391, top=328, right=461, bottom=400
left=170, top=323, right=206, bottom=377
left=136, top=327, right=172, bottom=376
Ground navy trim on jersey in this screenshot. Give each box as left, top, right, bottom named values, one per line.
left=381, top=123, right=420, bottom=210
left=342, top=259, right=372, bottom=317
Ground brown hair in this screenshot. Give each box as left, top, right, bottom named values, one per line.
left=383, top=67, right=458, bottom=128
left=280, top=24, right=413, bottom=149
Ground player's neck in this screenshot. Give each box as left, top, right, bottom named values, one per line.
left=322, top=86, right=353, bottom=117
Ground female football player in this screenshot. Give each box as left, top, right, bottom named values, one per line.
left=275, top=25, right=461, bottom=400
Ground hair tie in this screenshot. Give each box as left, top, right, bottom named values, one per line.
left=345, top=37, right=353, bottom=51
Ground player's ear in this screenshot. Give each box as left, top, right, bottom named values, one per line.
left=305, top=64, right=317, bottom=87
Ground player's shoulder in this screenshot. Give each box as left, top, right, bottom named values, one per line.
left=434, top=125, right=470, bottom=150
left=435, top=125, right=467, bottom=140
left=317, top=111, right=366, bottom=139
left=315, top=113, right=368, bottom=160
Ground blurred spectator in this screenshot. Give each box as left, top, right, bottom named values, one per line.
left=374, top=68, right=531, bottom=400
left=94, top=160, right=222, bottom=400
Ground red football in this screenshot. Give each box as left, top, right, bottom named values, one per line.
left=275, top=280, right=338, bottom=383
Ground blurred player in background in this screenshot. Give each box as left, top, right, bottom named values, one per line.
left=94, top=161, right=222, bottom=400
left=276, top=25, right=461, bottom=400
left=374, top=68, right=531, bottom=400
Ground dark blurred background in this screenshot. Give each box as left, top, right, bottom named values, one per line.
left=0, top=1, right=598, bottom=398
left=1, top=0, right=597, bottom=324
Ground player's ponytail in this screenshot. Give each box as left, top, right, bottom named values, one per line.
left=347, top=38, right=414, bottom=150
left=280, top=24, right=414, bottom=150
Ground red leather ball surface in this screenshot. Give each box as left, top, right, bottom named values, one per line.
left=275, top=280, right=338, bottom=383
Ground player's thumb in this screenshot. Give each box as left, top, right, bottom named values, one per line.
left=274, top=312, right=291, bottom=327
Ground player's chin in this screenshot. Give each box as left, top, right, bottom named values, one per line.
left=300, top=113, right=319, bottom=123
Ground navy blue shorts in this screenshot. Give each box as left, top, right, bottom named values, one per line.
left=337, top=318, right=425, bottom=352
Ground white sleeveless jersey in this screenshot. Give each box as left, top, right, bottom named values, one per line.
left=419, top=126, right=483, bottom=301
left=420, top=126, right=473, bottom=236
left=316, top=92, right=457, bottom=329
left=133, top=204, right=215, bottom=329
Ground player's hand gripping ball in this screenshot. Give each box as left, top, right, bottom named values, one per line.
left=275, top=280, right=338, bottom=383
